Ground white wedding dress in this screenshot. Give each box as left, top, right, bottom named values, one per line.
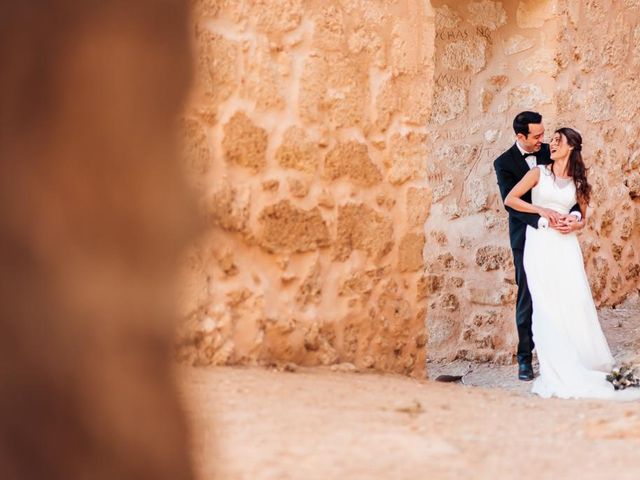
left=524, top=165, right=640, bottom=400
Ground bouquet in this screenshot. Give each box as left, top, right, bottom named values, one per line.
left=606, top=364, right=640, bottom=390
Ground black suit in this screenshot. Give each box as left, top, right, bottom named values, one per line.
left=493, top=143, right=551, bottom=365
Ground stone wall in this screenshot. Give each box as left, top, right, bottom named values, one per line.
left=425, top=0, right=640, bottom=365
left=177, top=0, right=435, bottom=377
left=177, top=0, right=640, bottom=375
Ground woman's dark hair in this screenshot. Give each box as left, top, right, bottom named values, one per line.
left=553, top=127, right=591, bottom=205
left=513, top=111, right=542, bottom=137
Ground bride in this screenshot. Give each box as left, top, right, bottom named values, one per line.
left=505, top=127, right=640, bottom=400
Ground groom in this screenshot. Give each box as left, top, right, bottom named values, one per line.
left=494, top=111, right=583, bottom=380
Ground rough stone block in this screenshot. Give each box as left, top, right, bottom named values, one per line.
left=193, top=28, right=239, bottom=107
left=222, top=111, right=268, bottom=172
left=386, top=132, right=428, bottom=185
left=242, top=40, right=287, bottom=111
left=435, top=5, right=461, bottom=30
left=257, top=200, right=330, bottom=253
left=467, top=1, right=507, bottom=30
left=442, top=39, right=487, bottom=74
left=335, top=203, right=394, bottom=261
left=324, top=141, right=382, bottom=186
left=209, top=183, right=251, bottom=232
left=398, top=233, right=425, bottom=273
left=432, top=84, right=467, bottom=125
left=180, top=117, right=210, bottom=175
left=251, top=0, right=303, bottom=34
left=475, top=245, right=512, bottom=271
left=276, top=126, right=320, bottom=173
left=299, top=52, right=369, bottom=128
left=417, top=274, right=444, bottom=299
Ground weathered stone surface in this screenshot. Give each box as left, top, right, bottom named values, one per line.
left=386, top=133, right=428, bottom=185
left=503, top=34, right=534, bottom=55
left=516, top=0, right=555, bottom=28
left=467, top=178, right=490, bottom=212
left=508, top=84, right=550, bottom=109
left=517, top=49, right=558, bottom=76
left=181, top=117, right=210, bottom=175
left=466, top=1, right=507, bottom=30
left=432, top=84, right=467, bottom=124
left=435, top=5, right=461, bottom=30
left=376, top=194, right=396, bottom=210
left=288, top=177, right=310, bottom=198
left=430, top=172, right=455, bottom=203
left=427, top=315, right=458, bottom=350
left=406, top=187, right=432, bottom=228
left=442, top=39, right=487, bottom=73
left=251, top=0, right=303, bottom=34
left=260, top=316, right=306, bottom=364
left=182, top=0, right=640, bottom=375
left=311, top=5, right=347, bottom=52
left=480, top=75, right=508, bottom=113
left=193, top=28, right=239, bottom=107
left=475, top=245, right=512, bottom=272
left=586, top=79, right=614, bottom=122
left=296, top=260, right=322, bottom=307
left=222, top=111, right=268, bottom=171
left=335, top=204, right=393, bottom=261
left=242, top=40, right=287, bottom=111
left=376, top=76, right=433, bottom=131
left=417, top=274, right=444, bottom=300
left=262, top=179, right=280, bottom=192
left=468, top=284, right=517, bottom=306
left=276, top=126, right=320, bottom=173
left=216, top=250, right=239, bottom=277
left=318, top=189, right=335, bottom=208
left=398, top=233, right=425, bottom=273
left=208, top=183, right=251, bottom=232
left=624, top=173, right=640, bottom=199
left=590, top=256, right=609, bottom=300
left=438, top=293, right=460, bottom=312
left=435, top=142, right=479, bottom=172
left=339, top=266, right=390, bottom=305
left=324, top=141, right=382, bottom=186
left=299, top=53, right=369, bottom=128
left=348, top=27, right=385, bottom=67
left=257, top=200, right=330, bottom=254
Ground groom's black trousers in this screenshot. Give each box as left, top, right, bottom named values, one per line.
left=512, top=248, right=534, bottom=365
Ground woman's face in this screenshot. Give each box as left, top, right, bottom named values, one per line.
left=550, top=132, right=572, bottom=160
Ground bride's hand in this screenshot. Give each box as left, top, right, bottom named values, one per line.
left=537, top=207, right=563, bottom=226
left=555, top=214, right=584, bottom=234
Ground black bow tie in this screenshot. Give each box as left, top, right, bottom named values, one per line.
left=521, top=151, right=536, bottom=159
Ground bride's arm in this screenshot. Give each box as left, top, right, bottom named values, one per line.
left=505, top=168, right=562, bottom=225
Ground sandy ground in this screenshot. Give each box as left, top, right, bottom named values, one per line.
left=179, top=296, right=640, bottom=480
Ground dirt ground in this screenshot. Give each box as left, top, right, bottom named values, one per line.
left=179, top=295, right=640, bottom=480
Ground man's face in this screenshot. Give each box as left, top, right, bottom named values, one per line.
left=517, top=122, right=544, bottom=153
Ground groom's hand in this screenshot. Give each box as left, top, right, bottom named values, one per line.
left=554, top=215, right=584, bottom=234
left=538, top=207, right=563, bottom=226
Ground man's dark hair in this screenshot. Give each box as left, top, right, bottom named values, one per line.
left=513, top=111, right=542, bottom=136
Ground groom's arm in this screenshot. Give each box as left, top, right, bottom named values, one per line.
left=494, top=159, right=541, bottom=229
left=569, top=203, right=582, bottom=219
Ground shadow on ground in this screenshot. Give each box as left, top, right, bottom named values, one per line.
left=428, top=293, right=640, bottom=395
